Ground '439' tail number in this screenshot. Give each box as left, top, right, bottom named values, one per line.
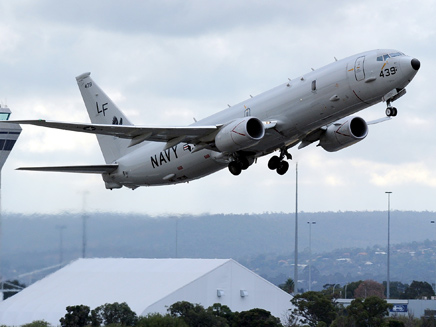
left=380, top=66, right=397, bottom=78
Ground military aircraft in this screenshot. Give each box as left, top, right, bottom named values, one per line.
left=3, top=49, right=420, bottom=189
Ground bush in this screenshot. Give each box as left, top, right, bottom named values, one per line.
left=21, top=321, right=51, bottom=327
left=137, top=313, right=189, bottom=327
left=60, top=305, right=91, bottom=327
left=91, top=302, right=138, bottom=326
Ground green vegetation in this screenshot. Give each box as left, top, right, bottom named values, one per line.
left=9, top=290, right=436, bottom=327
left=56, top=301, right=281, bottom=327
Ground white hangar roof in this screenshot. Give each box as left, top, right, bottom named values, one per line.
left=0, top=258, right=293, bottom=326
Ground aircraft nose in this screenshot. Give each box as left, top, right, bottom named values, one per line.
left=411, top=58, right=420, bottom=71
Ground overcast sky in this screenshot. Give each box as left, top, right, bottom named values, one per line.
left=1, top=0, right=435, bottom=216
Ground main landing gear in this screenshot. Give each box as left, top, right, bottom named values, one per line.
left=268, top=148, right=292, bottom=175
left=385, top=101, right=398, bottom=117
left=228, top=156, right=251, bottom=176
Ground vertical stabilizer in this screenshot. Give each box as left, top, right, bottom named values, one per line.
left=76, top=73, right=133, bottom=164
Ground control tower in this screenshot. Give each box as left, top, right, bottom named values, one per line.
left=0, top=106, right=21, bottom=187
left=0, top=106, right=21, bottom=292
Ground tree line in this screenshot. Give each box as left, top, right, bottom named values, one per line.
left=7, top=295, right=436, bottom=327
left=279, top=278, right=436, bottom=300
left=56, top=301, right=283, bottom=327
left=5, top=278, right=436, bottom=327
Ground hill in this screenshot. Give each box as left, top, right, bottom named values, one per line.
left=1, top=211, right=435, bottom=289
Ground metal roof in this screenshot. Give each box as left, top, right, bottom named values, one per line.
left=0, top=258, right=292, bottom=326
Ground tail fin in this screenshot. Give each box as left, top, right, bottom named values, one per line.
left=76, top=72, right=133, bottom=164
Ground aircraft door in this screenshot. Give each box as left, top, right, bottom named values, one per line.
left=354, top=56, right=365, bottom=81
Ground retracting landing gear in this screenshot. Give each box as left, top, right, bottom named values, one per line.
left=268, top=148, right=292, bottom=175
left=228, top=156, right=251, bottom=176
left=385, top=101, right=398, bottom=117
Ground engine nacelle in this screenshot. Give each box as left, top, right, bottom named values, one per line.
left=215, top=117, right=265, bottom=153
left=319, top=116, right=368, bottom=152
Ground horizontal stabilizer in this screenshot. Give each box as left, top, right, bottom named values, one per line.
left=17, top=164, right=118, bottom=174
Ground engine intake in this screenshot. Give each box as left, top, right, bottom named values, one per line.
left=319, top=116, right=368, bottom=152
left=215, top=117, right=265, bottom=153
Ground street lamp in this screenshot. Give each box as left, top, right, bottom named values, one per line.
left=386, top=191, right=392, bottom=299
left=431, top=220, right=436, bottom=292
left=307, top=220, right=316, bottom=291
left=294, top=162, right=299, bottom=294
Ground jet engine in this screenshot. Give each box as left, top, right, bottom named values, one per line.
left=215, top=117, right=265, bottom=153
left=318, top=116, right=368, bottom=152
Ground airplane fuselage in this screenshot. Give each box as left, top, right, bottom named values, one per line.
left=105, top=49, right=419, bottom=189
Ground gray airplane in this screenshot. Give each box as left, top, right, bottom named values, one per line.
left=4, top=49, right=420, bottom=189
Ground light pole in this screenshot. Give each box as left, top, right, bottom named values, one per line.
left=386, top=191, right=392, bottom=299
left=175, top=218, right=179, bottom=258
left=294, top=162, right=298, bottom=294
left=82, top=191, right=89, bottom=259
left=307, top=220, right=316, bottom=291
left=431, top=220, right=436, bottom=292
left=56, top=225, right=66, bottom=265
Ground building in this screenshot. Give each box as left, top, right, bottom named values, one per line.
left=0, top=106, right=21, bottom=183
left=0, top=258, right=293, bottom=326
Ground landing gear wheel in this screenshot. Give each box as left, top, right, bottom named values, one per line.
left=228, top=161, right=242, bottom=176
left=268, top=156, right=281, bottom=170
left=240, top=157, right=250, bottom=170
left=386, top=107, right=397, bottom=117
left=277, top=161, right=289, bottom=175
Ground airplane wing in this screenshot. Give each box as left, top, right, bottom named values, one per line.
left=16, top=164, right=118, bottom=174
left=3, top=120, right=220, bottom=148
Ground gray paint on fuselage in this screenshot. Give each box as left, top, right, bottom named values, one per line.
left=111, top=49, right=418, bottom=186
left=9, top=49, right=418, bottom=189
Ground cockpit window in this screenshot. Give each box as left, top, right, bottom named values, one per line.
left=377, top=52, right=406, bottom=62
left=377, top=54, right=391, bottom=61
left=389, top=52, right=404, bottom=57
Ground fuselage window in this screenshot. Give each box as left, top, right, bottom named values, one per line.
left=311, top=80, right=316, bottom=92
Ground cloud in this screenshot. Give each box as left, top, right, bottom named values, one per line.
left=353, top=160, right=436, bottom=188
left=1, top=1, right=435, bottom=215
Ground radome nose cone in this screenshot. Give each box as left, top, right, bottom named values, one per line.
left=411, top=58, right=421, bottom=71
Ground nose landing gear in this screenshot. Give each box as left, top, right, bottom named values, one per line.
left=385, top=101, right=397, bottom=117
